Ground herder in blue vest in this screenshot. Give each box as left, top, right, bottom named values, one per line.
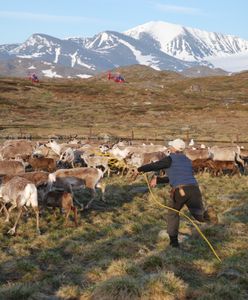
left=136, top=138, right=217, bottom=248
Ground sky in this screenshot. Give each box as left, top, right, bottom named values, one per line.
left=0, top=0, right=248, bottom=45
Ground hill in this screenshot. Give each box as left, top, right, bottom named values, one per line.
left=0, top=66, right=248, bottom=142
left=181, top=66, right=229, bottom=78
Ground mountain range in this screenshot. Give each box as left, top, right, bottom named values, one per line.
left=1, top=21, right=248, bottom=78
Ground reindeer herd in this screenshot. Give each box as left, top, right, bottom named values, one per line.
left=0, top=137, right=247, bottom=235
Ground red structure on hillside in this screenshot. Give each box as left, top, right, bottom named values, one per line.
left=28, top=73, right=39, bottom=83
left=107, top=72, right=125, bottom=83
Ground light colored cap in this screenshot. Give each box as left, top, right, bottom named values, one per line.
left=168, top=138, right=186, bottom=151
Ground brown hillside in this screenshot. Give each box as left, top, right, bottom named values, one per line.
left=0, top=66, right=248, bottom=142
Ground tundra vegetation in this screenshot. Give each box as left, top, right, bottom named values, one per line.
left=0, top=66, right=248, bottom=299
left=0, top=65, right=248, bottom=142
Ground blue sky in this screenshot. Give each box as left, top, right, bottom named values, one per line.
left=0, top=0, right=247, bottom=44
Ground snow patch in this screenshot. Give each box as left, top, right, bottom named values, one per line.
left=54, top=48, right=61, bottom=63
left=70, top=51, right=78, bottom=67
left=77, top=74, right=93, bottom=78
left=77, top=58, right=95, bottom=70
left=119, top=38, right=160, bottom=70
left=42, top=69, right=62, bottom=78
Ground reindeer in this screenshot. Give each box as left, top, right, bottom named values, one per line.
left=0, top=171, right=50, bottom=205
left=0, top=160, right=25, bottom=176
left=28, top=157, right=57, bottom=172
left=43, top=191, right=78, bottom=227
left=80, top=152, right=111, bottom=177
left=0, top=139, right=35, bottom=160
left=0, top=176, right=40, bottom=235
left=48, top=167, right=105, bottom=209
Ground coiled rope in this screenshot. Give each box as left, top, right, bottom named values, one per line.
left=143, top=173, right=222, bottom=262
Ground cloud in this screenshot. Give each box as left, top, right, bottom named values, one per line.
left=0, top=11, right=99, bottom=23
left=155, top=4, right=202, bottom=15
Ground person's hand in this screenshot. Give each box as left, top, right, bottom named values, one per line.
left=128, top=167, right=140, bottom=180
left=149, top=175, right=157, bottom=188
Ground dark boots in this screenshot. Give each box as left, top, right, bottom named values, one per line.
left=169, top=235, right=179, bottom=248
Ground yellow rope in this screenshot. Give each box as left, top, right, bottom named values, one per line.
left=143, top=173, right=222, bottom=262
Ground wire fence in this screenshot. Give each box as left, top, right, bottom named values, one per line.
left=0, top=127, right=247, bottom=146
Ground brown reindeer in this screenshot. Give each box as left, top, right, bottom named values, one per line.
left=28, top=157, right=56, bottom=172
left=43, top=191, right=78, bottom=227
left=0, top=160, right=25, bottom=176
left=207, top=160, right=240, bottom=176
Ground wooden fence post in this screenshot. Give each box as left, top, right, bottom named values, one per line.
left=89, top=126, right=92, bottom=140
left=185, top=130, right=190, bottom=144
left=236, top=134, right=240, bottom=144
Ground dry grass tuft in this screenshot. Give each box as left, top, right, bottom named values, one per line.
left=56, top=284, right=81, bottom=299
left=91, top=276, right=141, bottom=300
left=141, top=271, right=188, bottom=300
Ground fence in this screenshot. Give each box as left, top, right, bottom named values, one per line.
left=0, top=127, right=247, bottom=146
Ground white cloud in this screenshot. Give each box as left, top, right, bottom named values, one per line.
left=0, top=11, right=99, bottom=23
left=155, top=4, right=202, bottom=15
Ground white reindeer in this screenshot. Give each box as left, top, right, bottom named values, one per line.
left=0, top=176, right=40, bottom=235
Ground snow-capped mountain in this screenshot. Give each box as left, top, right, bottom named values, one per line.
left=0, top=31, right=201, bottom=78
left=79, top=30, right=200, bottom=71
left=10, top=33, right=114, bottom=71
left=124, top=21, right=248, bottom=62
left=1, top=20, right=248, bottom=78
left=124, top=21, right=248, bottom=72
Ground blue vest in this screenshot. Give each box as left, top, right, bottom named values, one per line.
left=166, top=153, right=198, bottom=188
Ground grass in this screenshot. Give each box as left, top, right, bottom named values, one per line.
left=0, top=173, right=248, bottom=299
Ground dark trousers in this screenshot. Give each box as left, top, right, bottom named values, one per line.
left=167, top=185, right=205, bottom=237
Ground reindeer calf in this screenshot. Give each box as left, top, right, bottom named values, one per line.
left=43, top=191, right=78, bottom=226
left=207, top=160, right=240, bottom=176
left=28, top=157, right=56, bottom=172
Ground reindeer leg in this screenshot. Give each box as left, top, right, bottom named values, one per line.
left=8, top=202, right=17, bottom=214
left=33, top=206, right=40, bottom=235
left=2, top=205, right=10, bottom=223
left=96, top=182, right=106, bottom=202
left=72, top=206, right=78, bottom=227
left=84, top=189, right=96, bottom=209
left=64, top=208, right=71, bottom=227
left=70, top=186, right=84, bottom=210
left=2, top=201, right=16, bottom=223
left=8, top=207, right=23, bottom=235
left=107, top=167, right=111, bottom=178
left=0, top=203, right=4, bottom=214
left=71, top=191, right=84, bottom=210
left=52, top=207, right=57, bottom=217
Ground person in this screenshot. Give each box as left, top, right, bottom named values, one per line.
left=135, top=138, right=217, bottom=248
left=31, top=73, right=39, bottom=83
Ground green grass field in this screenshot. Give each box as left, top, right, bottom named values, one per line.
left=0, top=173, right=247, bottom=299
